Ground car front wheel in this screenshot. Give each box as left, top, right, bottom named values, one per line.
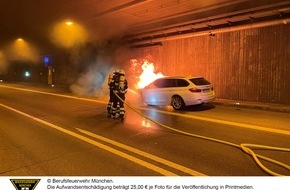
left=171, top=95, right=185, bottom=110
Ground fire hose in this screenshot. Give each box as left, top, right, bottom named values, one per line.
left=113, top=91, right=290, bottom=176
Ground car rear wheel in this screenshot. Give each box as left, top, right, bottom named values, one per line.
left=171, top=95, right=185, bottom=110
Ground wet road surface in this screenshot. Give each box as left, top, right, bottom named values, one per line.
left=0, top=83, right=289, bottom=176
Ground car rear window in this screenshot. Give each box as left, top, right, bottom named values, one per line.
left=189, top=78, right=211, bottom=85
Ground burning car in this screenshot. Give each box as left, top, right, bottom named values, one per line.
left=140, top=76, right=215, bottom=110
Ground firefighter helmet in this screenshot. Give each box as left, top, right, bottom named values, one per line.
left=119, top=69, right=125, bottom=75
left=114, top=69, right=120, bottom=74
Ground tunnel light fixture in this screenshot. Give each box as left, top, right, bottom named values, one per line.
left=66, top=21, right=73, bottom=26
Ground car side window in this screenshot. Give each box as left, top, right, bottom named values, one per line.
left=163, top=79, right=175, bottom=87
left=153, top=79, right=164, bottom=88
left=154, top=79, right=175, bottom=88
left=176, top=79, right=189, bottom=87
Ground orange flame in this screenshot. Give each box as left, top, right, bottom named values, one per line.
left=137, top=60, right=164, bottom=89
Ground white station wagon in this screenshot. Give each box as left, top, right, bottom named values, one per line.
left=141, top=76, right=215, bottom=110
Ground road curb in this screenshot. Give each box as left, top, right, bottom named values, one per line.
left=214, top=99, right=290, bottom=113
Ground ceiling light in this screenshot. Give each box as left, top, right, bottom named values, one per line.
left=66, top=21, right=73, bottom=26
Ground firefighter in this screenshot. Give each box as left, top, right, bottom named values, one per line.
left=111, top=69, right=121, bottom=119
left=106, top=72, right=114, bottom=117
left=117, top=69, right=128, bottom=122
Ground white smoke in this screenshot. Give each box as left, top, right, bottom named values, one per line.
left=69, top=55, right=113, bottom=99
left=66, top=32, right=131, bottom=95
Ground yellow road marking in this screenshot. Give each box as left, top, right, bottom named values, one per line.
left=77, top=128, right=205, bottom=176
left=0, top=102, right=205, bottom=176
left=138, top=108, right=290, bottom=136
left=0, top=84, right=106, bottom=104
left=1, top=84, right=290, bottom=136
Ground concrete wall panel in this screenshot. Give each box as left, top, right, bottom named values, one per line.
left=131, top=24, right=290, bottom=105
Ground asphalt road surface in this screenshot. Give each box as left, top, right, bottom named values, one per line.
left=0, top=82, right=289, bottom=176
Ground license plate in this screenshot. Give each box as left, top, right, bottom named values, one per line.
left=202, top=89, right=210, bottom=93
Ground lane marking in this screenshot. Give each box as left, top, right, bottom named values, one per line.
left=0, top=84, right=106, bottom=104
left=76, top=128, right=205, bottom=176
left=1, top=84, right=290, bottom=136
left=0, top=102, right=206, bottom=176
left=137, top=108, right=290, bottom=136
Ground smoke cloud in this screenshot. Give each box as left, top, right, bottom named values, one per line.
left=64, top=19, right=146, bottom=107
left=69, top=54, right=112, bottom=98
left=68, top=40, right=131, bottom=100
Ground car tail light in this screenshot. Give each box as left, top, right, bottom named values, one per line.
left=189, top=88, right=202, bottom=93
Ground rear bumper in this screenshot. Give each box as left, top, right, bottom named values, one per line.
left=185, top=98, right=215, bottom=105
left=184, top=93, right=216, bottom=105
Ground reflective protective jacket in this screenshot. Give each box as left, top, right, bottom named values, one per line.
left=118, top=75, right=128, bottom=94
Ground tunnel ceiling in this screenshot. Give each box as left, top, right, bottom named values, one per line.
left=1, top=0, right=290, bottom=48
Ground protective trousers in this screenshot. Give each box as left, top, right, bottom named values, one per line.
left=111, top=91, right=120, bottom=118
left=107, top=89, right=114, bottom=115
left=118, top=93, right=125, bottom=120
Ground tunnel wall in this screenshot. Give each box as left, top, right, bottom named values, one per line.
left=131, top=24, right=290, bottom=105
